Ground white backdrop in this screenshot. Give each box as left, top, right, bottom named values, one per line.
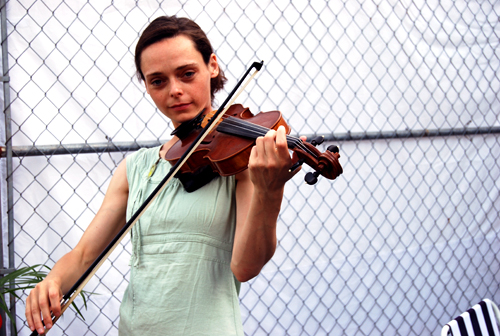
left=2, top=0, right=500, bottom=335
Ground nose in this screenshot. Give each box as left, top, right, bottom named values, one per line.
left=170, top=79, right=183, bottom=97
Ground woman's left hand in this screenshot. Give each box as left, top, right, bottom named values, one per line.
left=247, top=125, right=300, bottom=192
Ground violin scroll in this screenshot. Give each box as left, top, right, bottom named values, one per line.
left=292, top=139, right=343, bottom=185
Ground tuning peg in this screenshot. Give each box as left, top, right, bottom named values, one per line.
left=305, top=171, right=320, bottom=185
left=289, top=158, right=305, bottom=173
left=327, top=145, right=339, bottom=153
left=311, top=136, right=324, bottom=147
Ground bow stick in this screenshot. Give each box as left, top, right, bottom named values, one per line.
left=30, top=60, right=264, bottom=336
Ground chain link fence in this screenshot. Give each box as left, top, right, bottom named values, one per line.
left=1, top=0, right=500, bottom=335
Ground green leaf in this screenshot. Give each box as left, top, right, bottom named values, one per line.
left=0, top=265, right=96, bottom=334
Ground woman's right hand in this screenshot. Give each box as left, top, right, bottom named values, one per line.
left=25, top=278, right=63, bottom=334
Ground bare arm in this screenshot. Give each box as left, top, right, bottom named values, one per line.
left=25, top=159, right=130, bottom=334
left=231, top=126, right=299, bottom=282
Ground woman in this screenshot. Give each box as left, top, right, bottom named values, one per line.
left=25, top=16, right=301, bottom=335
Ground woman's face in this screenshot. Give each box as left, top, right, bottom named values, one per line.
left=140, top=35, right=219, bottom=128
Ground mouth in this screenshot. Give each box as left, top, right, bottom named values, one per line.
left=170, top=102, right=191, bottom=110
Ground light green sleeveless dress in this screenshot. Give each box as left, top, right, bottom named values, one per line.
left=119, top=146, right=243, bottom=336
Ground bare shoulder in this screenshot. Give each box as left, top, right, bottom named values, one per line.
left=107, top=159, right=129, bottom=196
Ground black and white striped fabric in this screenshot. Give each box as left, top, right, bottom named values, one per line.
left=442, top=299, right=500, bottom=336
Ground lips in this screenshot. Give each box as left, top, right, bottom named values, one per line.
left=170, top=102, right=191, bottom=111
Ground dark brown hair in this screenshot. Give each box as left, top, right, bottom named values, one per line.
left=135, top=16, right=227, bottom=103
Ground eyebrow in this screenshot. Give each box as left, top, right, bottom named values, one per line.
left=144, top=62, right=199, bottom=78
left=176, top=62, right=198, bottom=71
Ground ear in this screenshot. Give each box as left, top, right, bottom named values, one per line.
left=209, top=53, right=219, bottom=78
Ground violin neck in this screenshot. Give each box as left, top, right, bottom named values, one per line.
left=217, top=116, right=300, bottom=149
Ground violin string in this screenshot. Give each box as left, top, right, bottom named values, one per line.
left=220, top=117, right=314, bottom=155
left=219, top=116, right=317, bottom=157
left=221, top=117, right=279, bottom=139
left=219, top=117, right=296, bottom=146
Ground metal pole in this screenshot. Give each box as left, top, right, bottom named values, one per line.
left=0, top=168, right=4, bottom=336
left=0, top=0, right=14, bottom=335
left=0, top=126, right=499, bottom=158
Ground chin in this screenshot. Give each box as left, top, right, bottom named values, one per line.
left=167, top=105, right=208, bottom=126
left=171, top=114, right=197, bottom=128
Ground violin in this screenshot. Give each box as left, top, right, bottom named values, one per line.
left=166, top=103, right=343, bottom=189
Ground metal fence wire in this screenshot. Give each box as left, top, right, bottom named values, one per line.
left=1, top=0, right=499, bottom=335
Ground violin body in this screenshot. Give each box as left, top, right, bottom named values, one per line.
left=165, top=104, right=290, bottom=176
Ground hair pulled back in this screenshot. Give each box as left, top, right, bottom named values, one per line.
left=135, top=16, right=227, bottom=102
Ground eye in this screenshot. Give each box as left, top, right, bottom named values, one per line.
left=150, top=78, right=163, bottom=86
left=183, top=70, right=195, bottom=79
